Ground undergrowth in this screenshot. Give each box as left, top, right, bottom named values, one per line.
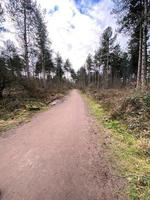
left=0, top=86, right=65, bottom=134
left=89, top=89, right=150, bottom=137
left=0, top=98, right=48, bottom=133
left=84, top=94, right=150, bottom=200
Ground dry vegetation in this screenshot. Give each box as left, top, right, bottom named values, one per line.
left=0, top=81, right=69, bottom=133
left=88, top=88, right=150, bottom=138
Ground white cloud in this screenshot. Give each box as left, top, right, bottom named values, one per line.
left=1, top=0, right=128, bottom=70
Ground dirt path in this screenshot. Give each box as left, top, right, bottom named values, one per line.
left=0, top=90, right=126, bottom=200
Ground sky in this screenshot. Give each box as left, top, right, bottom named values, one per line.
left=1, top=0, right=128, bottom=71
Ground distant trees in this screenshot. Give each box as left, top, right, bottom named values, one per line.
left=55, top=54, right=64, bottom=83
left=76, top=67, right=87, bottom=89
left=76, top=26, right=131, bottom=89
left=0, top=40, right=23, bottom=97
left=2, top=40, right=23, bottom=77
left=64, top=59, right=71, bottom=79
left=76, top=1, right=150, bottom=91
left=85, top=54, right=93, bottom=85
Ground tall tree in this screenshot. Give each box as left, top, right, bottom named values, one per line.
left=7, top=0, right=36, bottom=78
left=0, top=3, right=4, bottom=30
left=33, top=4, right=52, bottom=88
left=101, top=27, right=116, bottom=88
left=93, top=49, right=103, bottom=88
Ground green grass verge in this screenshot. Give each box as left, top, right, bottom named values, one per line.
left=84, top=94, right=150, bottom=200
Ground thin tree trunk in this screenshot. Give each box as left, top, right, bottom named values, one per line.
left=0, top=81, right=5, bottom=98
left=97, top=66, right=100, bottom=89
left=141, top=0, right=148, bottom=90
left=137, top=24, right=143, bottom=89
left=95, top=71, right=97, bottom=86
left=105, top=42, right=109, bottom=88
left=88, top=71, right=90, bottom=85
left=42, top=53, right=46, bottom=88
left=23, top=3, right=30, bottom=78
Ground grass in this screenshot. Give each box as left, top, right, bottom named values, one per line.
left=84, top=94, right=150, bottom=200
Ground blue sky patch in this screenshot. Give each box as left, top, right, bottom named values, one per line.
left=49, top=5, right=59, bottom=15
left=74, top=0, right=101, bottom=15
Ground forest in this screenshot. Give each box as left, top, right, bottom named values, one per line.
left=0, top=0, right=150, bottom=199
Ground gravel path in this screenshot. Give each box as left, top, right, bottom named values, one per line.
left=0, top=90, right=127, bottom=200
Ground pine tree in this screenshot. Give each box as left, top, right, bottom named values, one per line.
left=55, top=54, right=64, bottom=83
left=85, top=54, right=93, bottom=85
left=0, top=3, right=4, bottom=30
left=64, top=59, right=71, bottom=79
left=101, top=27, right=116, bottom=88
left=33, top=4, right=52, bottom=88
left=7, top=0, right=36, bottom=78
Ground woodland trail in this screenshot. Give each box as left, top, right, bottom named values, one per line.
left=0, top=90, right=126, bottom=200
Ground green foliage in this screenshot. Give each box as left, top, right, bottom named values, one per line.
left=55, top=53, right=64, bottom=82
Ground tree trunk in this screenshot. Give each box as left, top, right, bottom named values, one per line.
left=0, top=89, right=3, bottom=98
left=42, top=53, right=46, bottom=89
left=104, top=41, right=109, bottom=88
left=97, top=67, right=100, bottom=89
left=23, top=3, right=30, bottom=78
left=0, top=81, right=5, bottom=98
left=141, top=0, right=148, bottom=90
left=111, top=67, right=115, bottom=87
left=122, top=70, right=127, bottom=87
left=88, top=71, right=90, bottom=86
left=136, top=24, right=142, bottom=89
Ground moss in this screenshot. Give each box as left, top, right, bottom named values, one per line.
left=84, top=94, right=150, bottom=200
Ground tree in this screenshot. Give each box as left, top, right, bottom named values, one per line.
left=128, top=27, right=140, bottom=77
left=7, top=0, right=36, bottom=78
left=113, top=0, right=150, bottom=90
left=0, top=40, right=23, bottom=98
left=33, top=4, right=52, bottom=88
left=0, top=56, right=8, bottom=98
left=101, top=27, right=117, bottom=88
left=2, top=40, right=23, bottom=76
left=0, top=3, right=4, bottom=30
left=93, top=49, right=103, bottom=88
left=110, top=44, right=122, bottom=86
left=85, top=54, right=93, bottom=85
left=35, top=49, right=54, bottom=79
left=64, top=59, right=71, bottom=79
left=70, top=68, right=76, bottom=82
left=76, top=67, right=87, bottom=89
left=120, top=53, right=130, bottom=86
left=55, top=54, right=64, bottom=83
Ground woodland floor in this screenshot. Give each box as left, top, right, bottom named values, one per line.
left=0, top=89, right=127, bottom=200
